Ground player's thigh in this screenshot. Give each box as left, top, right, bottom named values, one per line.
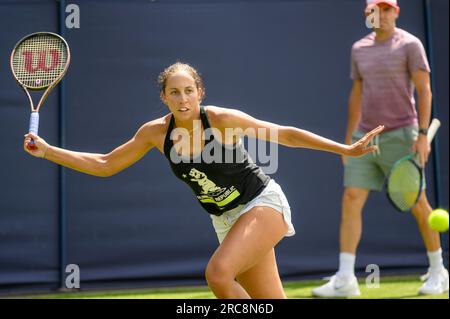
left=236, top=249, right=286, bottom=299
left=208, top=206, right=288, bottom=278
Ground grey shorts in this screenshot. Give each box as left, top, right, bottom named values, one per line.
left=344, top=125, right=419, bottom=191
left=210, top=179, right=296, bottom=244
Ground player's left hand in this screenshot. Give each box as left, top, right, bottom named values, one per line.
left=412, top=134, right=431, bottom=167
left=345, top=125, right=384, bottom=157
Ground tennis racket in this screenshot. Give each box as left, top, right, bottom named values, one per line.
left=10, top=32, right=70, bottom=150
left=386, top=118, right=441, bottom=212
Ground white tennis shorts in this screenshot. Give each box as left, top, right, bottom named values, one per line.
left=210, top=179, right=296, bottom=243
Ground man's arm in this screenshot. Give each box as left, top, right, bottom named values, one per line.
left=343, top=79, right=363, bottom=164
left=411, top=69, right=432, bottom=167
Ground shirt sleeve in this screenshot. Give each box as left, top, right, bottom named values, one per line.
left=350, top=46, right=362, bottom=81
left=407, top=39, right=431, bottom=74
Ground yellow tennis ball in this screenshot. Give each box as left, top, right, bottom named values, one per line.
left=428, top=209, right=449, bottom=232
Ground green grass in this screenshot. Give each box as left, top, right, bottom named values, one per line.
left=6, top=275, right=449, bottom=299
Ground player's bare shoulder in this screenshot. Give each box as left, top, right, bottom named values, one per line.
left=137, top=114, right=171, bottom=153
left=205, top=105, right=240, bottom=129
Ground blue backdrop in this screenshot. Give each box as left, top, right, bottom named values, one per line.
left=0, top=0, right=448, bottom=293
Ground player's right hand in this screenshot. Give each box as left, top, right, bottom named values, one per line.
left=345, top=125, right=384, bottom=158
left=23, top=133, right=50, bottom=158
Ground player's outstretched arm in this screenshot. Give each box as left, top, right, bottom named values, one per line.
left=213, top=106, right=384, bottom=157
left=23, top=121, right=158, bottom=177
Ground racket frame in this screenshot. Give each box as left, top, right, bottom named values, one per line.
left=385, top=154, right=424, bottom=212
left=385, top=118, right=441, bottom=212
left=10, top=31, right=71, bottom=113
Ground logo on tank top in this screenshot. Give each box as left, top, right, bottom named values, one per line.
left=186, top=168, right=240, bottom=209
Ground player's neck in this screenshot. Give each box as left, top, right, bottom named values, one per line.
left=374, top=27, right=396, bottom=42
left=174, top=117, right=202, bottom=135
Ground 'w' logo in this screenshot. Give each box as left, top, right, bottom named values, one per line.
left=23, top=50, right=60, bottom=73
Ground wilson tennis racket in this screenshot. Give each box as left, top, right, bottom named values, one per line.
left=10, top=32, right=70, bottom=150
left=386, top=118, right=441, bottom=212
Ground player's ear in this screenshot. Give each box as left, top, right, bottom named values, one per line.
left=198, top=87, right=205, bottom=102
left=160, top=91, right=167, bottom=105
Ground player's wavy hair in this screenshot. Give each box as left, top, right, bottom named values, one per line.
left=158, top=62, right=205, bottom=101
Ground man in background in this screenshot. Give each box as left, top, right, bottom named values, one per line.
left=312, top=0, right=448, bottom=297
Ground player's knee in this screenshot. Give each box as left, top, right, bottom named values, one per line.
left=205, top=259, right=234, bottom=288
left=341, top=189, right=366, bottom=220
left=343, top=188, right=366, bottom=205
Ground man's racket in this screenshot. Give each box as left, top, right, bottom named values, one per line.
left=386, top=118, right=441, bottom=212
left=10, top=32, right=70, bottom=150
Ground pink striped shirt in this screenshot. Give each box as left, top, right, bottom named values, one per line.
left=351, top=28, right=430, bottom=132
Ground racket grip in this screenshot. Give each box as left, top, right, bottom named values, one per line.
left=29, top=112, right=39, bottom=135
left=27, top=112, right=39, bottom=150
left=427, top=118, right=441, bottom=141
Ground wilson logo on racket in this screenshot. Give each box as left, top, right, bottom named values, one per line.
left=23, top=50, right=60, bottom=73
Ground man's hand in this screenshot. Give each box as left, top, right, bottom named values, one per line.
left=412, top=134, right=431, bottom=167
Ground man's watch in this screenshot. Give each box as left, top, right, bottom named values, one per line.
left=418, top=128, right=428, bottom=135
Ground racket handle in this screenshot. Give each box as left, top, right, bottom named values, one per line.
left=427, top=118, right=441, bottom=142
left=27, top=112, right=39, bottom=150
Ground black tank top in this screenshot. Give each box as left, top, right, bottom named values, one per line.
left=163, top=106, right=270, bottom=216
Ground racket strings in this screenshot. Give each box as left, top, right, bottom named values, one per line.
left=387, top=159, right=422, bottom=211
left=12, top=34, right=68, bottom=89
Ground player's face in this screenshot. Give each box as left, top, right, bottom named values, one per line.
left=377, top=4, right=398, bottom=32
left=161, top=71, right=204, bottom=118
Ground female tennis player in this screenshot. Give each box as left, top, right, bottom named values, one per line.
left=23, top=62, right=383, bottom=299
